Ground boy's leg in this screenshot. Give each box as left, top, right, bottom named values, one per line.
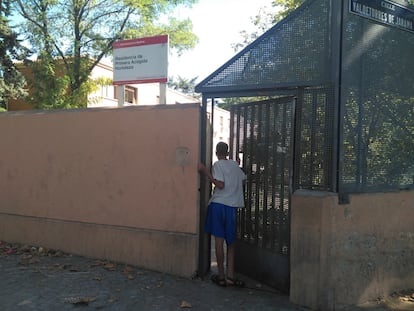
left=214, top=236, right=225, bottom=279
left=225, top=242, right=245, bottom=287
left=224, top=206, right=236, bottom=280
left=226, top=242, right=235, bottom=280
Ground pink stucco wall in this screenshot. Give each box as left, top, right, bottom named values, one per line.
left=290, top=190, right=414, bottom=310
left=0, top=104, right=200, bottom=277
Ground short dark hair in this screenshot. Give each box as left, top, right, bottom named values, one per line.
left=216, top=142, right=228, bottom=156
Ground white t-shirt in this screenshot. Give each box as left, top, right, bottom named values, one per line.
left=209, top=159, right=246, bottom=208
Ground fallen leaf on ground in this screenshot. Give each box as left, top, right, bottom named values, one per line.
left=53, top=264, right=70, bottom=270
left=180, top=300, right=192, bottom=308
left=103, top=262, right=117, bottom=271
left=107, top=296, right=119, bottom=303
left=20, top=254, right=33, bottom=260
left=91, top=259, right=105, bottom=267
left=64, top=296, right=96, bottom=305
left=19, top=258, right=40, bottom=266
left=127, top=274, right=135, bottom=280
left=69, top=267, right=81, bottom=272
left=122, top=266, right=134, bottom=273
left=17, top=299, right=32, bottom=306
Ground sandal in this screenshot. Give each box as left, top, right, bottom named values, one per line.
left=211, top=274, right=227, bottom=287
left=226, top=277, right=245, bottom=288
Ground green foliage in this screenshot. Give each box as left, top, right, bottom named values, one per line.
left=231, top=7, right=276, bottom=52
left=220, top=97, right=267, bottom=111
left=168, top=75, right=199, bottom=98
left=0, top=0, right=30, bottom=109
left=27, top=51, right=68, bottom=109
left=14, top=0, right=198, bottom=109
left=339, top=3, right=414, bottom=189
left=232, top=0, right=305, bottom=52
left=124, top=17, right=198, bottom=56
left=229, top=0, right=414, bottom=191
left=28, top=55, right=106, bottom=109
left=271, top=0, right=305, bottom=22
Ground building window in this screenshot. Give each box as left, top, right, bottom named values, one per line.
left=100, top=85, right=110, bottom=98
left=114, top=86, right=138, bottom=104
left=125, top=86, right=137, bottom=104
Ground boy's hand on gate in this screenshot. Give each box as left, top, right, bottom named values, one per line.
left=198, top=163, right=206, bottom=173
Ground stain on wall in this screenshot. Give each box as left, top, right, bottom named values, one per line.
left=0, top=104, right=201, bottom=277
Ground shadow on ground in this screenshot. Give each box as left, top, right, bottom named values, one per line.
left=0, top=241, right=412, bottom=311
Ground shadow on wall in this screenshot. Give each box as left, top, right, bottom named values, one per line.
left=0, top=104, right=201, bottom=278
left=290, top=190, right=414, bottom=310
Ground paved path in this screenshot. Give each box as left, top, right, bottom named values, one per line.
left=0, top=242, right=308, bottom=311
left=0, top=242, right=412, bottom=311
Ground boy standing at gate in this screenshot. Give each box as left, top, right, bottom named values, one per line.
left=198, top=142, right=246, bottom=287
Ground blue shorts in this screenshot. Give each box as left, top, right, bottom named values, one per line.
left=205, top=202, right=237, bottom=245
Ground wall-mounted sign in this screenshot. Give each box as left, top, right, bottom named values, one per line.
left=349, top=0, right=414, bottom=33
left=113, top=35, right=169, bottom=85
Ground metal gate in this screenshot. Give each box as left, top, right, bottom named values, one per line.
left=230, top=96, right=295, bottom=293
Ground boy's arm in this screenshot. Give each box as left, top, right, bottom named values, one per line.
left=198, top=163, right=224, bottom=189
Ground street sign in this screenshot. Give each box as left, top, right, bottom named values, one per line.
left=113, top=35, right=169, bottom=85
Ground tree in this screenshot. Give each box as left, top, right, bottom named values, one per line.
left=232, top=0, right=304, bottom=53
left=271, top=0, right=304, bottom=21
left=168, top=75, right=199, bottom=98
left=231, top=6, right=277, bottom=53
left=224, top=1, right=306, bottom=110
left=0, top=0, right=30, bottom=110
left=13, top=0, right=198, bottom=109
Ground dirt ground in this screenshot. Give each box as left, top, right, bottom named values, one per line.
left=0, top=241, right=413, bottom=311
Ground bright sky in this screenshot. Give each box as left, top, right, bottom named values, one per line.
left=168, top=0, right=276, bottom=83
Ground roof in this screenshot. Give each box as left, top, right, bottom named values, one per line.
left=195, top=0, right=332, bottom=97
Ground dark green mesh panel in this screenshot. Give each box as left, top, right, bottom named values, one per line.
left=340, top=1, right=414, bottom=192
left=295, top=86, right=335, bottom=191
left=195, top=0, right=332, bottom=93
left=231, top=97, right=294, bottom=252
left=199, top=0, right=414, bottom=194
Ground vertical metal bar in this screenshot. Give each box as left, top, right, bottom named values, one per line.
left=230, top=106, right=235, bottom=159
left=241, top=106, right=248, bottom=242
left=232, top=106, right=244, bottom=241
left=236, top=107, right=246, bottom=241
left=324, top=89, right=334, bottom=190
left=310, top=91, right=318, bottom=187
left=262, top=102, right=271, bottom=248
left=245, top=106, right=253, bottom=243
left=287, top=97, right=296, bottom=258
left=230, top=106, right=237, bottom=235
left=198, top=95, right=210, bottom=277
left=235, top=109, right=241, bottom=164
left=270, top=101, right=279, bottom=250
left=356, top=20, right=365, bottom=191
left=293, top=88, right=304, bottom=191
left=279, top=101, right=288, bottom=254
left=248, top=105, right=258, bottom=245
left=211, top=98, right=215, bottom=151
left=254, top=105, right=263, bottom=246
left=332, top=0, right=345, bottom=193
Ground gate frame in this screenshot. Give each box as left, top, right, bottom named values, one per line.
left=230, top=96, right=297, bottom=292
